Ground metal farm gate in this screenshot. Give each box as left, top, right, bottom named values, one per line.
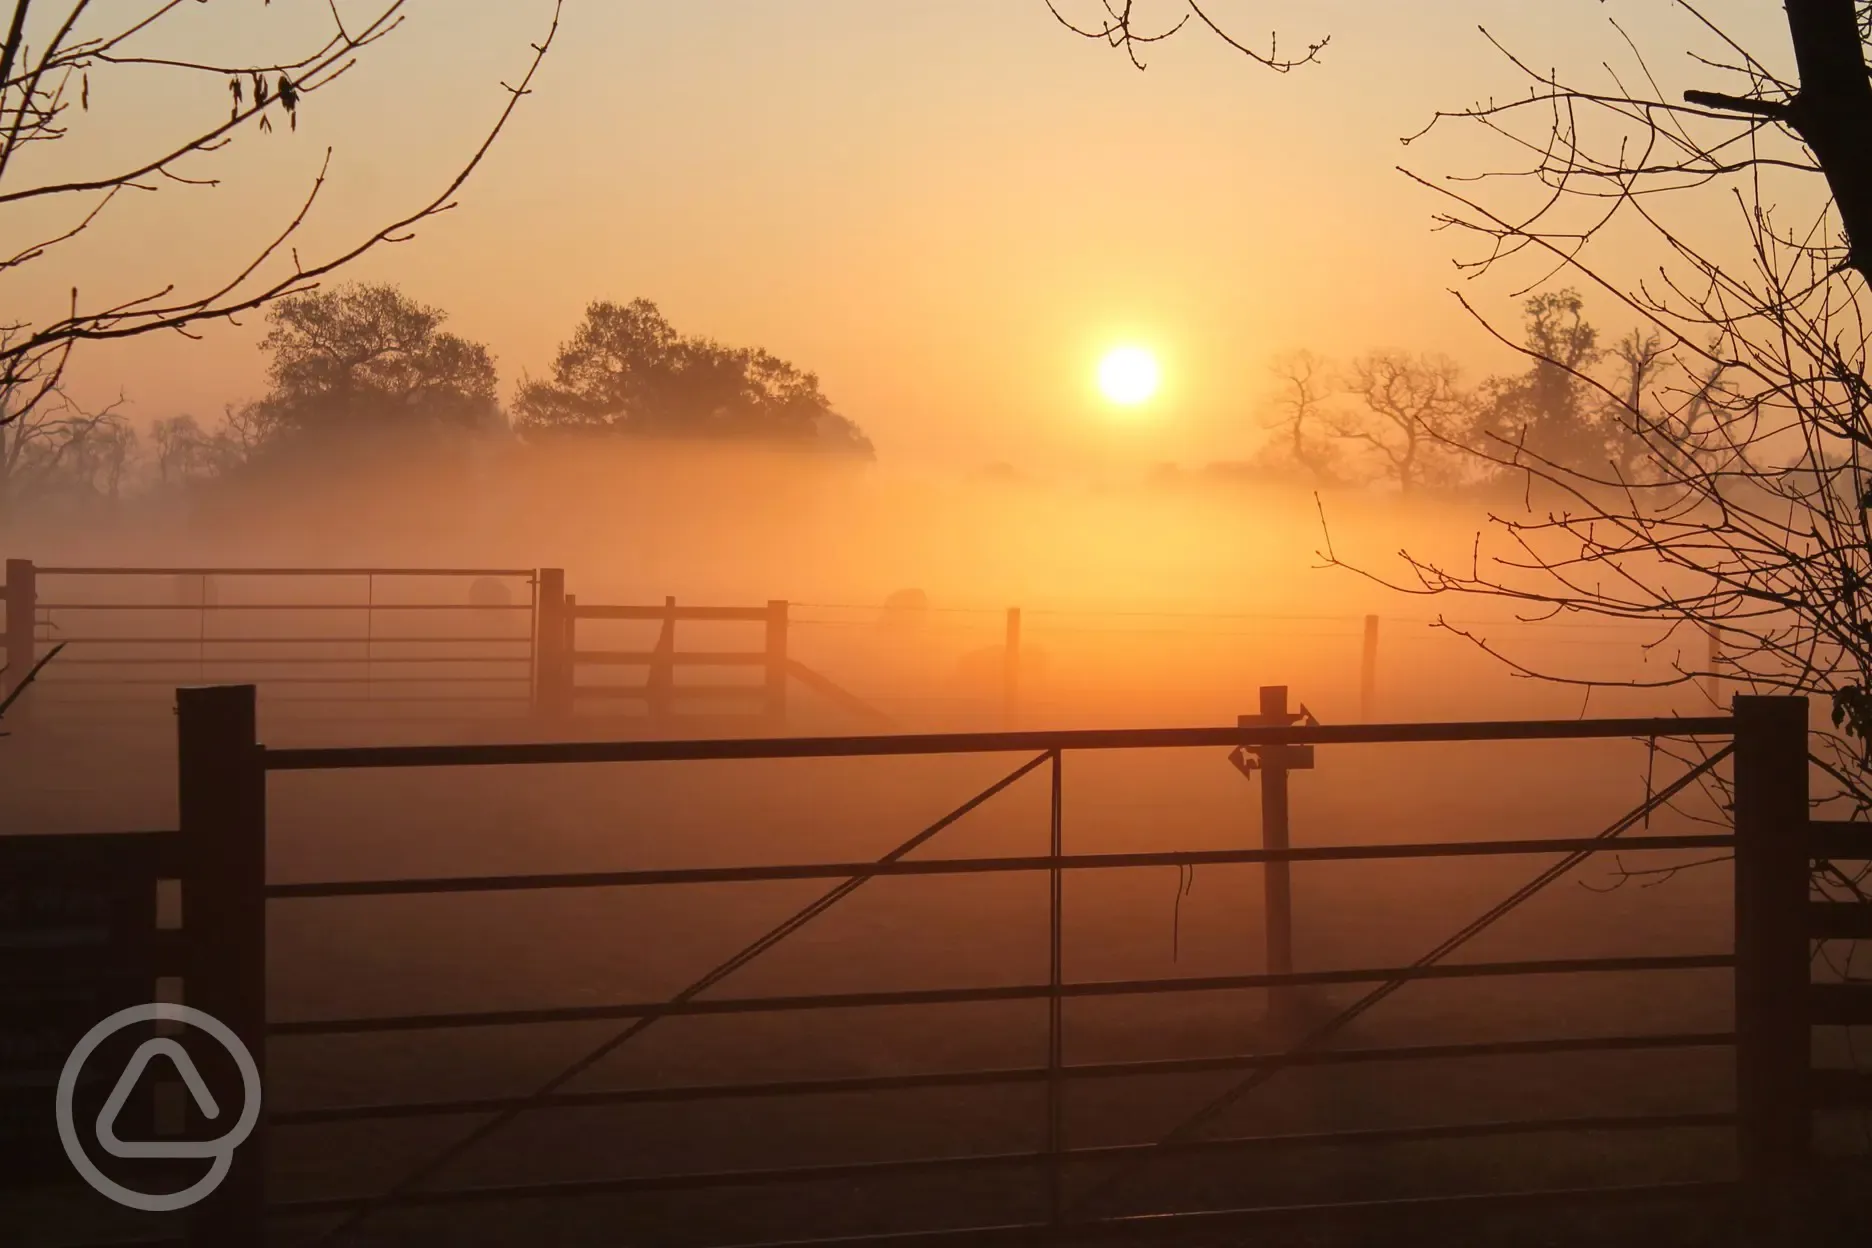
left=1, top=562, right=540, bottom=724
left=51, top=688, right=1855, bottom=1247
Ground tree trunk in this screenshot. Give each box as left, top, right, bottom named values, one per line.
left=1785, top=1, right=1872, bottom=283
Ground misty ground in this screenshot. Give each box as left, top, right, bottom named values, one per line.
left=5, top=454, right=1868, bottom=1245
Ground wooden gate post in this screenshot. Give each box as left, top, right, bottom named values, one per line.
left=178, top=684, right=267, bottom=1247
left=534, top=568, right=571, bottom=719
left=1359, top=615, right=1379, bottom=723
left=1254, top=685, right=1297, bottom=1028
left=765, top=600, right=790, bottom=729
left=5, top=557, right=37, bottom=718
left=1732, top=694, right=1809, bottom=1229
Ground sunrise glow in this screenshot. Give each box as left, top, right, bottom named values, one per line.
left=1097, top=346, right=1161, bottom=406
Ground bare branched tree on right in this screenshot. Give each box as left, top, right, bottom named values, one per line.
left=1058, top=2, right=1872, bottom=841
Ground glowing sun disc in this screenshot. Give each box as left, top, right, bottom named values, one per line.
left=1098, top=347, right=1160, bottom=405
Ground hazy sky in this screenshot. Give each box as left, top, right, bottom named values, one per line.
left=16, top=1, right=1790, bottom=475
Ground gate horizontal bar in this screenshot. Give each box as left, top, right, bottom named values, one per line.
left=261, top=715, right=1736, bottom=772
left=265, top=835, right=1739, bottom=900
left=571, top=604, right=771, bottom=621
left=716, top=1180, right=1741, bottom=1248
left=43, top=636, right=532, bottom=645
left=268, top=1116, right=1735, bottom=1213
left=44, top=676, right=529, bottom=686
left=1809, top=981, right=1872, bottom=1025
left=575, top=684, right=763, bottom=700
left=267, top=953, right=1734, bottom=1037
left=574, top=650, right=768, bottom=666
left=58, top=656, right=529, bottom=666
left=38, top=603, right=533, bottom=611
left=38, top=567, right=536, bottom=577
left=267, top=1031, right=1736, bottom=1125
left=1810, top=820, right=1872, bottom=860
left=1810, top=902, right=1872, bottom=940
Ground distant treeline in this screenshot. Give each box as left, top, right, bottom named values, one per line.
left=1231, top=289, right=1707, bottom=496
left=0, top=284, right=873, bottom=519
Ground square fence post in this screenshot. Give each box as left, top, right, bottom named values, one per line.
left=649, top=597, right=677, bottom=725
left=1731, top=694, right=1809, bottom=1229
left=5, top=557, right=37, bottom=720
left=1255, top=685, right=1296, bottom=1029
left=765, top=600, right=789, bottom=729
left=1359, top=614, right=1378, bottom=723
left=534, top=568, right=571, bottom=720
left=177, top=684, right=267, bottom=1247
left=1004, top=608, right=1022, bottom=728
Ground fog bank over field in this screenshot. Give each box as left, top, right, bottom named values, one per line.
left=5, top=437, right=1521, bottom=618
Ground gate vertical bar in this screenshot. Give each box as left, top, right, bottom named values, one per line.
left=4, top=557, right=36, bottom=717
left=179, top=684, right=266, bottom=1247
left=1359, top=615, right=1378, bottom=722
left=1046, top=747, right=1065, bottom=1224
left=765, top=600, right=789, bottom=730
left=1732, top=693, right=1808, bottom=1229
left=534, top=568, right=569, bottom=719
left=1259, top=685, right=1296, bottom=1028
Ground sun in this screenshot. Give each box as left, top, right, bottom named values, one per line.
left=1097, top=346, right=1161, bottom=406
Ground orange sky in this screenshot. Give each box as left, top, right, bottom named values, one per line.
left=12, top=1, right=1793, bottom=476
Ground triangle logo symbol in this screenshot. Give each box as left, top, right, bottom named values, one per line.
left=94, top=1038, right=221, bottom=1160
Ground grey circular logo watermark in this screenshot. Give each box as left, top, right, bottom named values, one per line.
left=56, top=1003, right=262, bottom=1213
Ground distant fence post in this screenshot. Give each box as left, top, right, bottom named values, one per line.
left=1359, top=615, right=1378, bottom=722
left=765, top=600, right=789, bottom=729
left=649, top=596, right=676, bottom=724
left=177, top=684, right=267, bottom=1248
left=1004, top=608, right=1022, bottom=728
left=4, top=557, right=37, bottom=718
left=534, top=568, right=570, bottom=718
left=1732, top=694, right=1809, bottom=1231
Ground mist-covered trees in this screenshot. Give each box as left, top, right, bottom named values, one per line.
left=1255, top=288, right=1666, bottom=496
left=514, top=299, right=874, bottom=456
left=244, top=284, right=504, bottom=456
left=0, top=391, right=136, bottom=514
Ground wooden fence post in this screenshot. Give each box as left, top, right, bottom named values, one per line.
left=1256, top=684, right=1296, bottom=1029
left=765, top=600, right=789, bottom=729
left=534, top=568, right=570, bottom=719
left=5, top=557, right=37, bottom=719
left=1359, top=614, right=1378, bottom=723
left=649, top=596, right=676, bottom=725
left=177, top=684, right=267, bottom=1248
left=1732, top=693, right=1809, bottom=1231
left=1004, top=608, right=1022, bottom=728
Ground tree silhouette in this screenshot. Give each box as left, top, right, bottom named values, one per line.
left=1337, top=352, right=1469, bottom=495
left=514, top=299, right=874, bottom=456
left=247, top=283, right=501, bottom=454
left=0, top=1, right=560, bottom=453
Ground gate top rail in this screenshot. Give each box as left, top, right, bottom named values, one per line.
left=260, top=714, right=1736, bottom=772
left=34, top=566, right=537, bottom=577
